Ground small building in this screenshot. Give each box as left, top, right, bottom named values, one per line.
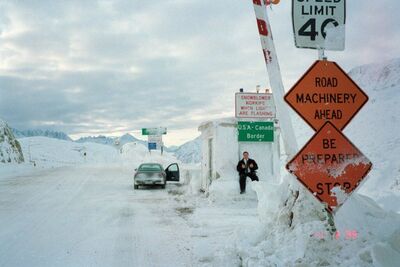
left=198, top=117, right=281, bottom=192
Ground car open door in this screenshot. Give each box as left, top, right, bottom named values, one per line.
left=165, top=163, right=180, bottom=182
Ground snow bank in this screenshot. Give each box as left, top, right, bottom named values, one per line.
left=181, top=164, right=202, bottom=194
left=173, top=136, right=201, bottom=163
left=18, top=136, right=119, bottom=167
left=237, top=184, right=400, bottom=266
left=10, top=136, right=188, bottom=182
left=208, top=176, right=258, bottom=204
left=120, top=142, right=149, bottom=166
left=345, top=58, right=400, bottom=212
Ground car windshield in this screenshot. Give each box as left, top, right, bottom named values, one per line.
left=138, top=164, right=163, bottom=172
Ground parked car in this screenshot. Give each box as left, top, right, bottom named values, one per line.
left=134, top=163, right=180, bottom=189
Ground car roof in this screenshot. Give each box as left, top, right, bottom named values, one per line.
left=139, top=163, right=163, bottom=167
left=137, top=163, right=164, bottom=171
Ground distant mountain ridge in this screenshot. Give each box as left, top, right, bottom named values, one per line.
left=75, top=135, right=116, bottom=146
left=11, top=127, right=200, bottom=158
left=12, top=128, right=72, bottom=141
left=11, top=128, right=145, bottom=147
left=75, top=133, right=147, bottom=147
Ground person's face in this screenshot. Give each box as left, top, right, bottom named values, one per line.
left=243, top=153, right=249, bottom=160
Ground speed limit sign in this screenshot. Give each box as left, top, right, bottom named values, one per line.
left=292, top=0, right=346, bottom=51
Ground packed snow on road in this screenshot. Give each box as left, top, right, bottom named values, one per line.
left=0, top=137, right=259, bottom=266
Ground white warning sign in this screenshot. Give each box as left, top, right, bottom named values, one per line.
left=292, top=0, right=346, bottom=51
left=235, top=93, right=276, bottom=119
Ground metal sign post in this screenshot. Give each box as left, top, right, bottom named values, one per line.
left=285, top=0, right=372, bottom=225
left=142, top=127, right=166, bottom=153
left=252, top=0, right=298, bottom=158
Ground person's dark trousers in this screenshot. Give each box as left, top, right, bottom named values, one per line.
left=239, top=172, right=259, bottom=193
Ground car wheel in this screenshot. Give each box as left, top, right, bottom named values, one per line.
left=134, top=185, right=139, bottom=189
left=161, top=184, right=166, bottom=189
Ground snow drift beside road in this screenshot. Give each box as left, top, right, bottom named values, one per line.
left=120, top=142, right=181, bottom=171
left=14, top=136, right=188, bottom=179
left=18, top=137, right=120, bottom=167
left=173, top=136, right=201, bottom=164
left=346, top=58, right=400, bottom=212
left=242, top=177, right=400, bottom=266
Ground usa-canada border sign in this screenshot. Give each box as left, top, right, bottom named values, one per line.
left=237, top=121, right=274, bottom=142
left=286, top=121, right=372, bottom=213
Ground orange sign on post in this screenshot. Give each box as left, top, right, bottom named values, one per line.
left=285, top=60, right=369, bottom=131
left=286, top=122, right=372, bottom=213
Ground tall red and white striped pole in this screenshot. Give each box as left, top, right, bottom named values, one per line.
left=252, top=0, right=298, bottom=158
left=252, top=2, right=335, bottom=229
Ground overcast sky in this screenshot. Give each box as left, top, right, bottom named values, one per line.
left=1, top=0, right=399, bottom=145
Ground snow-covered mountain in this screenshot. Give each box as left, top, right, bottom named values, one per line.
left=118, top=133, right=146, bottom=147
left=347, top=58, right=400, bottom=211
left=349, top=58, right=400, bottom=92
left=0, top=119, right=24, bottom=164
left=14, top=135, right=177, bottom=169
left=12, top=128, right=193, bottom=155
left=18, top=136, right=119, bottom=167
left=75, top=135, right=116, bottom=145
left=12, top=128, right=72, bottom=141
left=75, top=133, right=146, bottom=147
left=174, top=136, right=201, bottom=164
left=164, top=145, right=179, bottom=153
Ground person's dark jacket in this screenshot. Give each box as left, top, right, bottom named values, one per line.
left=236, top=158, right=258, bottom=175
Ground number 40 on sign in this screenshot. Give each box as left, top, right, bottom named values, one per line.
left=292, top=0, right=346, bottom=51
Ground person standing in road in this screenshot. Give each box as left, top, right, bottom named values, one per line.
left=236, top=151, right=259, bottom=194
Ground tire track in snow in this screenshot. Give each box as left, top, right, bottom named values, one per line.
left=0, top=164, right=194, bottom=266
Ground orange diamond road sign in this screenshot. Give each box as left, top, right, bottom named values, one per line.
left=284, top=60, right=369, bottom=131
left=286, top=122, right=372, bottom=213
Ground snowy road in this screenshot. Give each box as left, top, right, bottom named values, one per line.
left=0, top=165, right=194, bottom=267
